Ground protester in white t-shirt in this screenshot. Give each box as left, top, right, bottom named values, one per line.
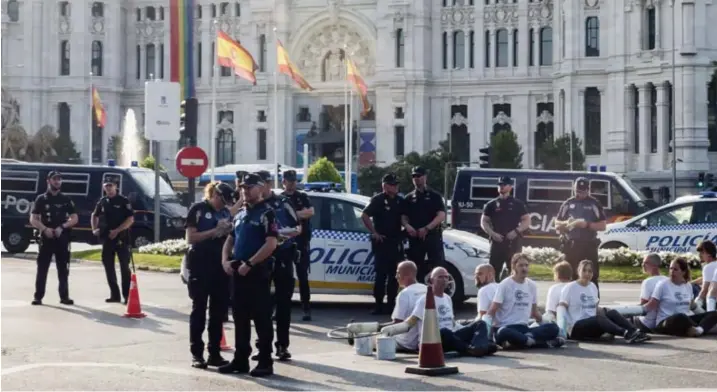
left=643, top=258, right=717, bottom=337
left=475, top=264, right=498, bottom=320
left=544, top=261, right=574, bottom=324
left=484, top=253, right=564, bottom=349
left=389, top=261, right=427, bottom=352
left=707, top=267, right=717, bottom=312
left=695, top=240, right=717, bottom=308
left=635, top=253, right=669, bottom=332
left=557, top=260, right=648, bottom=343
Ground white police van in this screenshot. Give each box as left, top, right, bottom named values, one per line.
left=598, top=191, right=717, bottom=252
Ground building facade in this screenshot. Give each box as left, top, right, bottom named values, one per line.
left=2, top=0, right=716, bottom=192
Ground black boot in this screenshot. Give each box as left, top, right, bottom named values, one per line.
left=275, top=346, right=292, bottom=361
left=207, top=353, right=229, bottom=367
left=302, top=306, right=312, bottom=321
left=191, top=356, right=208, bottom=369
left=250, top=363, right=274, bottom=377
left=218, top=360, right=250, bottom=374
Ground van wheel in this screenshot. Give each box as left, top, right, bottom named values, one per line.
left=421, top=262, right=466, bottom=305
left=2, top=228, right=31, bottom=254
left=601, top=241, right=628, bottom=250
left=131, top=229, right=153, bottom=249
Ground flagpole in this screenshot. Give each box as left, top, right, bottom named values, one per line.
left=343, top=44, right=349, bottom=192
left=273, top=26, right=280, bottom=188
left=89, top=71, right=94, bottom=165
left=210, top=19, right=218, bottom=182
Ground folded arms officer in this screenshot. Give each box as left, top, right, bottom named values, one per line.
left=29, top=171, right=78, bottom=305
left=555, top=177, right=607, bottom=294
left=91, top=176, right=134, bottom=304
left=361, top=173, right=404, bottom=315
left=480, top=176, right=530, bottom=280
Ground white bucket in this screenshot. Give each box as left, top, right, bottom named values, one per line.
left=354, top=336, right=375, bottom=356
left=375, top=337, right=396, bottom=361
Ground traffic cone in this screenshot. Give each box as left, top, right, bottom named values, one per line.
left=405, top=285, right=458, bottom=376
left=123, top=273, right=146, bottom=318
left=220, top=327, right=232, bottom=351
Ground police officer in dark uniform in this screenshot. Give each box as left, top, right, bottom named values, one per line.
left=185, top=182, right=235, bottom=369
left=555, top=177, right=607, bottom=294
left=29, top=171, right=78, bottom=305
left=91, top=175, right=135, bottom=304
left=401, top=166, right=447, bottom=281
left=361, top=173, right=404, bottom=314
left=219, top=173, right=278, bottom=377
left=480, top=176, right=530, bottom=280
left=280, top=169, right=315, bottom=321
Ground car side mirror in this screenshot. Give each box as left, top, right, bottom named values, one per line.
left=639, top=218, right=648, bottom=229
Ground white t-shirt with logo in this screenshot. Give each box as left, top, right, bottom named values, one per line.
left=559, top=281, right=599, bottom=329
left=546, top=282, right=567, bottom=314
left=477, top=282, right=499, bottom=314
left=390, top=283, right=427, bottom=350
left=492, top=277, right=538, bottom=327
left=411, top=294, right=455, bottom=345
left=703, top=261, right=717, bottom=285
left=638, top=275, right=669, bottom=329
left=652, top=280, right=694, bottom=325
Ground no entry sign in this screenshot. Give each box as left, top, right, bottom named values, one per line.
left=175, top=147, right=208, bottom=178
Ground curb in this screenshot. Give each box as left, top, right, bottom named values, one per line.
left=2, top=252, right=181, bottom=274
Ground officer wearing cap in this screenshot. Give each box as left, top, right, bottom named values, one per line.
left=29, top=171, right=78, bottom=305
left=280, top=169, right=315, bottom=321
left=401, top=166, right=447, bottom=281
left=555, top=177, right=607, bottom=293
left=480, top=176, right=530, bottom=280
left=184, top=181, right=235, bottom=369
left=90, top=175, right=135, bottom=304
left=361, top=172, right=405, bottom=314
left=219, top=173, right=278, bottom=377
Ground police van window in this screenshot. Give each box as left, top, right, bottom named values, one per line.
left=308, top=196, right=323, bottom=230
left=589, top=180, right=610, bottom=209
left=694, top=202, right=717, bottom=224
left=328, top=200, right=368, bottom=233
left=610, top=182, right=629, bottom=214
left=470, top=177, right=514, bottom=201
left=60, top=173, right=90, bottom=196
left=645, top=204, right=695, bottom=227
left=0, top=170, right=39, bottom=194
left=101, top=173, right=122, bottom=194
left=527, top=179, right=573, bottom=203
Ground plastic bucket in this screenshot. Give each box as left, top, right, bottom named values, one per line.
left=375, top=337, right=396, bottom=360
left=354, top=336, right=374, bottom=356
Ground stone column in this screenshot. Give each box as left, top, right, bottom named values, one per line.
left=532, top=27, right=540, bottom=66
left=507, top=29, right=514, bottom=68
left=577, top=89, right=585, bottom=150
left=154, top=39, right=161, bottom=79
left=490, top=30, right=497, bottom=69
left=598, top=87, right=606, bottom=156
left=464, top=29, right=470, bottom=69
left=654, top=4, right=661, bottom=50
left=447, top=30, right=453, bottom=69
left=624, top=85, right=635, bottom=164
left=638, top=85, right=651, bottom=171
left=139, top=40, right=147, bottom=80
left=656, top=83, right=668, bottom=170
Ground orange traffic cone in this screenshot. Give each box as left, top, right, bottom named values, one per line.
left=220, top=327, right=232, bottom=351
left=123, top=273, right=146, bottom=318
left=405, top=285, right=458, bottom=376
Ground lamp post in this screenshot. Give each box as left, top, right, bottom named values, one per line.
left=670, top=0, right=677, bottom=200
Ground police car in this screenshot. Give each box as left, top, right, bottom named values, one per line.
left=290, top=191, right=489, bottom=304
left=598, top=191, right=717, bottom=253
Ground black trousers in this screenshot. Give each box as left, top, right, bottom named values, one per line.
left=296, top=240, right=311, bottom=309
left=232, top=268, right=274, bottom=366
left=188, top=262, right=230, bottom=358
left=407, top=233, right=444, bottom=281
left=372, top=237, right=402, bottom=306
left=34, top=238, right=71, bottom=301
left=273, top=247, right=296, bottom=349
left=570, top=309, right=636, bottom=340
left=101, top=236, right=131, bottom=300
left=654, top=311, right=717, bottom=336
left=562, top=239, right=601, bottom=295
left=489, top=238, right=521, bottom=280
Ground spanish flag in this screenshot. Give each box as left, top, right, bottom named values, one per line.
left=277, top=40, right=313, bottom=91
left=216, top=31, right=258, bottom=85
left=92, top=86, right=107, bottom=128
left=346, top=57, right=371, bottom=116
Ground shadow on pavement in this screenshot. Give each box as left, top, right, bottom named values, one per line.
left=45, top=304, right=174, bottom=335
left=143, top=304, right=189, bottom=323
left=250, top=374, right=339, bottom=391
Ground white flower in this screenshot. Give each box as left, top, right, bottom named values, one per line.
left=520, top=246, right=700, bottom=267
left=138, top=239, right=188, bottom=256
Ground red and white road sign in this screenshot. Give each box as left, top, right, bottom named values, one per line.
left=175, top=147, right=208, bottom=178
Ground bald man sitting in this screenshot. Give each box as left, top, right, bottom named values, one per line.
left=475, top=264, right=499, bottom=321
left=389, top=261, right=428, bottom=352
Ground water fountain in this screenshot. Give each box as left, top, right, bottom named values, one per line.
left=120, top=108, right=144, bottom=167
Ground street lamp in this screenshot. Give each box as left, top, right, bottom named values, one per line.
left=670, top=0, right=677, bottom=200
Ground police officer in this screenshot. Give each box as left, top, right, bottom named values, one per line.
left=280, top=169, right=315, bottom=321
left=219, top=173, right=278, bottom=377
left=555, top=177, right=607, bottom=293
left=185, top=182, right=235, bottom=369
left=256, top=170, right=301, bottom=361
left=29, top=171, right=78, bottom=305
left=401, top=166, right=447, bottom=281
left=91, top=175, right=135, bottom=304
left=480, top=176, right=530, bottom=280
left=361, top=173, right=404, bottom=314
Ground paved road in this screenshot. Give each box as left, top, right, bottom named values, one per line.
left=2, top=257, right=716, bottom=391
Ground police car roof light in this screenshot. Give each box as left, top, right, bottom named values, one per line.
left=599, top=165, right=607, bottom=172
left=107, top=159, right=116, bottom=167
left=699, top=191, right=717, bottom=198
left=130, top=161, right=138, bottom=167
left=589, top=165, right=598, bottom=172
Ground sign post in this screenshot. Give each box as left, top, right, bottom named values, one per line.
left=144, top=81, right=181, bottom=244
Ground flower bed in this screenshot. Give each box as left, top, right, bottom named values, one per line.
left=138, top=239, right=188, bottom=256
left=522, top=246, right=701, bottom=269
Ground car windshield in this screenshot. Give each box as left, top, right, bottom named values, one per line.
left=131, top=170, right=177, bottom=198
left=619, top=175, right=658, bottom=211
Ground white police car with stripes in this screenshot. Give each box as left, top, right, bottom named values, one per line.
left=598, top=191, right=717, bottom=252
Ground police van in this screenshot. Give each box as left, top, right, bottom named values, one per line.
left=450, top=168, right=656, bottom=249
left=294, top=190, right=490, bottom=304
left=1, top=161, right=187, bottom=253
left=598, top=191, right=717, bottom=252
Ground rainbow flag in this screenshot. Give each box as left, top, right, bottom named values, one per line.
left=170, top=0, right=195, bottom=99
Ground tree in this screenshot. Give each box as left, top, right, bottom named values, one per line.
left=537, top=131, right=586, bottom=171
left=307, top=156, right=342, bottom=183
left=140, top=155, right=166, bottom=171
left=49, top=128, right=81, bottom=163
left=490, top=130, right=523, bottom=169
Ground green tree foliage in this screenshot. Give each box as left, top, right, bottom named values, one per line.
left=107, top=132, right=149, bottom=162
left=490, top=130, right=524, bottom=169
left=307, top=156, right=343, bottom=183
left=140, top=155, right=166, bottom=171
left=50, top=130, right=82, bottom=163
left=537, top=131, right=586, bottom=170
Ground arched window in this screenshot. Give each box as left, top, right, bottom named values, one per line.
left=58, top=102, right=71, bottom=139
left=395, top=28, right=404, bottom=68
left=453, top=30, right=465, bottom=68
left=585, top=17, right=600, bottom=57
left=484, top=30, right=491, bottom=68
left=211, top=4, right=217, bottom=18
left=257, top=128, right=267, bottom=160
left=235, top=2, right=241, bottom=17
left=496, top=29, right=508, bottom=67
left=220, top=2, right=230, bottom=15
left=60, top=40, right=71, bottom=75
left=633, top=85, right=640, bottom=153
left=529, top=28, right=535, bottom=66
left=708, top=72, right=717, bottom=151
left=535, top=102, right=554, bottom=166
left=91, top=2, right=104, bottom=17
left=196, top=5, right=202, bottom=18
left=442, top=32, right=448, bottom=69
left=146, top=44, right=155, bottom=79
left=512, top=29, right=518, bottom=66
left=649, top=83, right=657, bottom=153
left=258, top=34, right=267, bottom=72
left=159, top=6, right=164, bottom=20
left=7, top=0, right=19, bottom=22
left=91, top=41, right=103, bottom=76
left=92, top=118, right=103, bottom=163
left=59, top=1, right=70, bottom=16
left=540, top=27, right=553, bottom=65
left=145, top=6, right=156, bottom=21
left=136, top=8, right=141, bottom=21
left=644, top=7, right=656, bottom=50
left=584, top=87, right=601, bottom=155
left=216, top=129, right=235, bottom=166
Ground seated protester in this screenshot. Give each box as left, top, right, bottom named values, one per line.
left=475, top=264, right=498, bottom=321
left=484, top=253, right=565, bottom=349
left=636, top=254, right=668, bottom=332
left=557, top=260, right=649, bottom=344
left=694, top=240, right=717, bottom=309
left=390, top=261, right=427, bottom=352
left=643, top=257, right=717, bottom=337
left=544, top=261, right=573, bottom=323
left=708, top=267, right=717, bottom=312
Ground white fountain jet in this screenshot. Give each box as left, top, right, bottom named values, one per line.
left=120, top=108, right=144, bottom=167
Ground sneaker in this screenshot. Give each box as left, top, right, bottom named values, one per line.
left=60, top=298, right=74, bottom=305
left=191, top=356, right=208, bottom=369
left=250, top=364, right=274, bottom=377
left=207, top=354, right=229, bottom=367
left=625, top=330, right=649, bottom=344
left=466, top=345, right=494, bottom=357
left=499, top=341, right=512, bottom=350
left=218, top=361, right=250, bottom=374
left=31, top=299, right=42, bottom=305
left=275, top=346, right=292, bottom=361
left=546, top=337, right=566, bottom=348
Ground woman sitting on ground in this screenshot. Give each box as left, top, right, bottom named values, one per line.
left=643, top=257, right=717, bottom=337
left=557, top=260, right=649, bottom=344
left=543, top=261, right=573, bottom=323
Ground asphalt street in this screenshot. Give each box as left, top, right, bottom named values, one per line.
left=2, top=256, right=716, bottom=391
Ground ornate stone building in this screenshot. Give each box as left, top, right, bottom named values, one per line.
left=2, top=0, right=716, bottom=190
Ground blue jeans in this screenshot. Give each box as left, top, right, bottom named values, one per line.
left=439, top=320, right=492, bottom=354
left=495, top=323, right=560, bottom=348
